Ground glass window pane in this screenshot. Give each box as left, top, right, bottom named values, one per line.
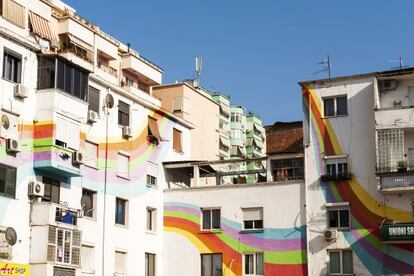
left=202, top=255, right=212, bottom=276
left=329, top=251, right=341, bottom=274
left=65, top=65, right=73, bottom=94
left=339, top=209, right=350, bottom=228
left=342, top=251, right=353, bottom=274
left=336, top=96, right=348, bottom=115
left=324, top=98, right=335, bottom=117
left=116, top=198, right=125, bottom=225
left=212, top=254, right=222, bottom=276
left=245, top=254, right=254, bottom=274
left=202, top=210, right=211, bottom=230
left=328, top=210, right=339, bottom=228
left=73, top=69, right=81, bottom=98
left=254, top=220, right=263, bottom=229
left=327, top=164, right=336, bottom=176
left=244, top=220, right=253, bottom=230
left=338, top=163, right=348, bottom=176
left=57, top=59, right=65, bottom=90
left=212, top=209, right=221, bottom=229
left=256, top=253, right=264, bottom=275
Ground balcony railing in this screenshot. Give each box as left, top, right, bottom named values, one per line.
left=321, top=173, right=352, bottom=181
left=378, top=173, right=414, bottom=191
left=98, top=64, right=118, bottom=77
left=376, top=165, right=414, bottom=175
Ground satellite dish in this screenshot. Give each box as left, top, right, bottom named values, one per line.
left=1, top=114, right=10, bottom=129
left=80, top=194, right=92, bottom=212
left=105, top=94, right=114, bottom=108
left=5, top=227, right=17, bottom=246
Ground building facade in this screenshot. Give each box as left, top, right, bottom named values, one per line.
left=301, top=69, right=414, bottom=275
left=0, top=0, right=192, bottom=275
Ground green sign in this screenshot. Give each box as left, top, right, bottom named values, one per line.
left=381, top=224, right=414, bottom=242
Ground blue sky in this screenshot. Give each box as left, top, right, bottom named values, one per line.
left=66, top=0, right=413, bottom=124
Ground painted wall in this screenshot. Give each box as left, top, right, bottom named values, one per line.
left=302, top=79, right=414, bottom=275
left=163, top=183, right=308, bottom=276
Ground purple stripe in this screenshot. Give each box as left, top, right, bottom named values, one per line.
left=164, top=206, right=201, bottom=217
left=221, top=224, right=304, bottom=251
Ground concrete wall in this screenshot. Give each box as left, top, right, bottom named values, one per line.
left=164, top=183, right=307, bottom=276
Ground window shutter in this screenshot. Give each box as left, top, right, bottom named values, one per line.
left=173, top=128, right=182, bottom=152
left=88, top=87, right=100, bottom=113
left=2, top=0, right=25, bottom=28
left=71, top=230, right=81, bottom=265
left=85, top=141, right=98, bottom=167
left=173, top=98, right=183, bottom=112
left=147, top=162, right=158, bottom=178
left=55, top=116, right=80, bottom=149
left=115, top=251, right=126, bottom=274
left=243, top=208, right=263, bottom=221
left=117, top=153, right=129, bottom=178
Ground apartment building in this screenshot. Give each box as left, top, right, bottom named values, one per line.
left=300, top=68, right=414, bottom=275
left=0, top=1, right=192, bottom=275
left=163, top=124, right=306, bottom=276
left=152, top=82, right=220, bottom=161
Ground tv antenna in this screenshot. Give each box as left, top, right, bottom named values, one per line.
left=314, top=55, right=332, bottom=78
left=388, top=57, right=407, bottom=69
left=195, top=57, right=202, bottom=84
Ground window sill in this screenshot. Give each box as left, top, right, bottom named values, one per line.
left=81, top=270, right=96, bottom=274
left=146, top=184, right=158, bottom=189
left=199, top=229, right=223, bottom=234
left=146, top=230, right=158, bottom=235
left=1, top=77, right=20, bottom=85
left=115, top=223, right=128, bottom=229
left=322, top=114, right=349, bottom=119
left=240, top=229, right=264, bottom=234
left=173, top=149, right=184, bottom=155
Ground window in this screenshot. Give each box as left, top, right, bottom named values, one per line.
left=117, top=153, right=130, bottom=179
left=3, top=48, right=21, bottom=83
left=47, top=227, right=81, bottom=265
left=82, top=189, right=96, bottom=219
left=173, top=128, right=183, bottom=153
left=201, top=253, right=222, bottom=276
left=81, top=245, right=95, bottom=273
left=146, top=162, right=158, bottom=187
left=231, top=113, right=242, bottom=123
left=118, top=100, right=130, bottom=126
left=147, top=116, right=161, bottom=144
left=125, top=76, right=133, bottom=86
left=0, top=163, right=16, bottom=199
left=323, top=95, right=347, bottom=117
left=244, top=253, right=264, bottom=276
left=43, top=176, right=60, bottom=203
left=329, top=250, right=353, bottom=275
left=145, top=253, right=155, bottom=276
left=146, top=207, right=157, bottom=232
left=242, top=207, right=263, bottom=231
left=115, top=198, right=128, bottom=226
left=271, top=158, right=304, bottom=181
left=327, top=203, right=350, bottom=229
left=231, top=129, right=243, bottom=140
left=55, top=116, right=80, bottom=150
left=38, top=56, right=55, bottom=89
left=85, top=141, right=98, bottom=168
left=202, top=208, right=221, bottom=230
left=56, top=59, right=89, bottom=101
left=324, top=156, right=349, bottom=180
left=0, top=0, right=25, bottom=28
left=88, top=87, right=100, bottom=114
left=114, top=251, right=127, bottom=275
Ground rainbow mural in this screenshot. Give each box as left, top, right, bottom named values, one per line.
left=164, top=202, right=308, bottom=276
left=0, top=110, right=176, bottom=223
left=302, top=85, right=414, bottom=275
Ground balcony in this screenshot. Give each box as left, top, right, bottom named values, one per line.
left=30, top=202, right=81, bottom=228
left=377, top=169, right=414, bottom=193
left=381, top=223, right=414, bottom=243
left=121, top=53, right=162, bottom=85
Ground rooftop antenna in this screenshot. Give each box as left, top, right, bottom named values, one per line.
left=314, top=55, right=332, bottom=78
left=195, top=57, right=202, bottom=85
left=388, top=57, right=407, bottom=69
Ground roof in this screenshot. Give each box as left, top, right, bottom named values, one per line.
left=265, top=121, right=303, bottom=155
left=299, top=67, right=414, bottom=86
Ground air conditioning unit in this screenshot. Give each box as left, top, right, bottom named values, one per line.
left=122, top=126, right=132, bottom=138
left=324, top=229, right=338, bottom=241
left=6, top=138, right=19, bottom=152
left=28, top=180, right=45, bottom=197
left=383, top=80, right=397, bottom=91
left=14, top=84, right=28, bottom=98
left=87, top=110, right=98, bottom=123
left=72, top=151, right=84, bottom=165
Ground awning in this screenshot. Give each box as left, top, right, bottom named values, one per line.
left=253, top=123, right=265, bottom=134
left=219, top=137, right=230, bottom=148
left=148, top=117, right=161, bottom=141
left=29, top=11, right=56, bottom=44
left=219, top=103, right=230, bottom=117
left=253, top=138, right=264, bottom=149
left=67, top=33, right=93, bottom=53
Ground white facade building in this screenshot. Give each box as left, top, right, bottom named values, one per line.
left=0, top=0, right=192, bottom=275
